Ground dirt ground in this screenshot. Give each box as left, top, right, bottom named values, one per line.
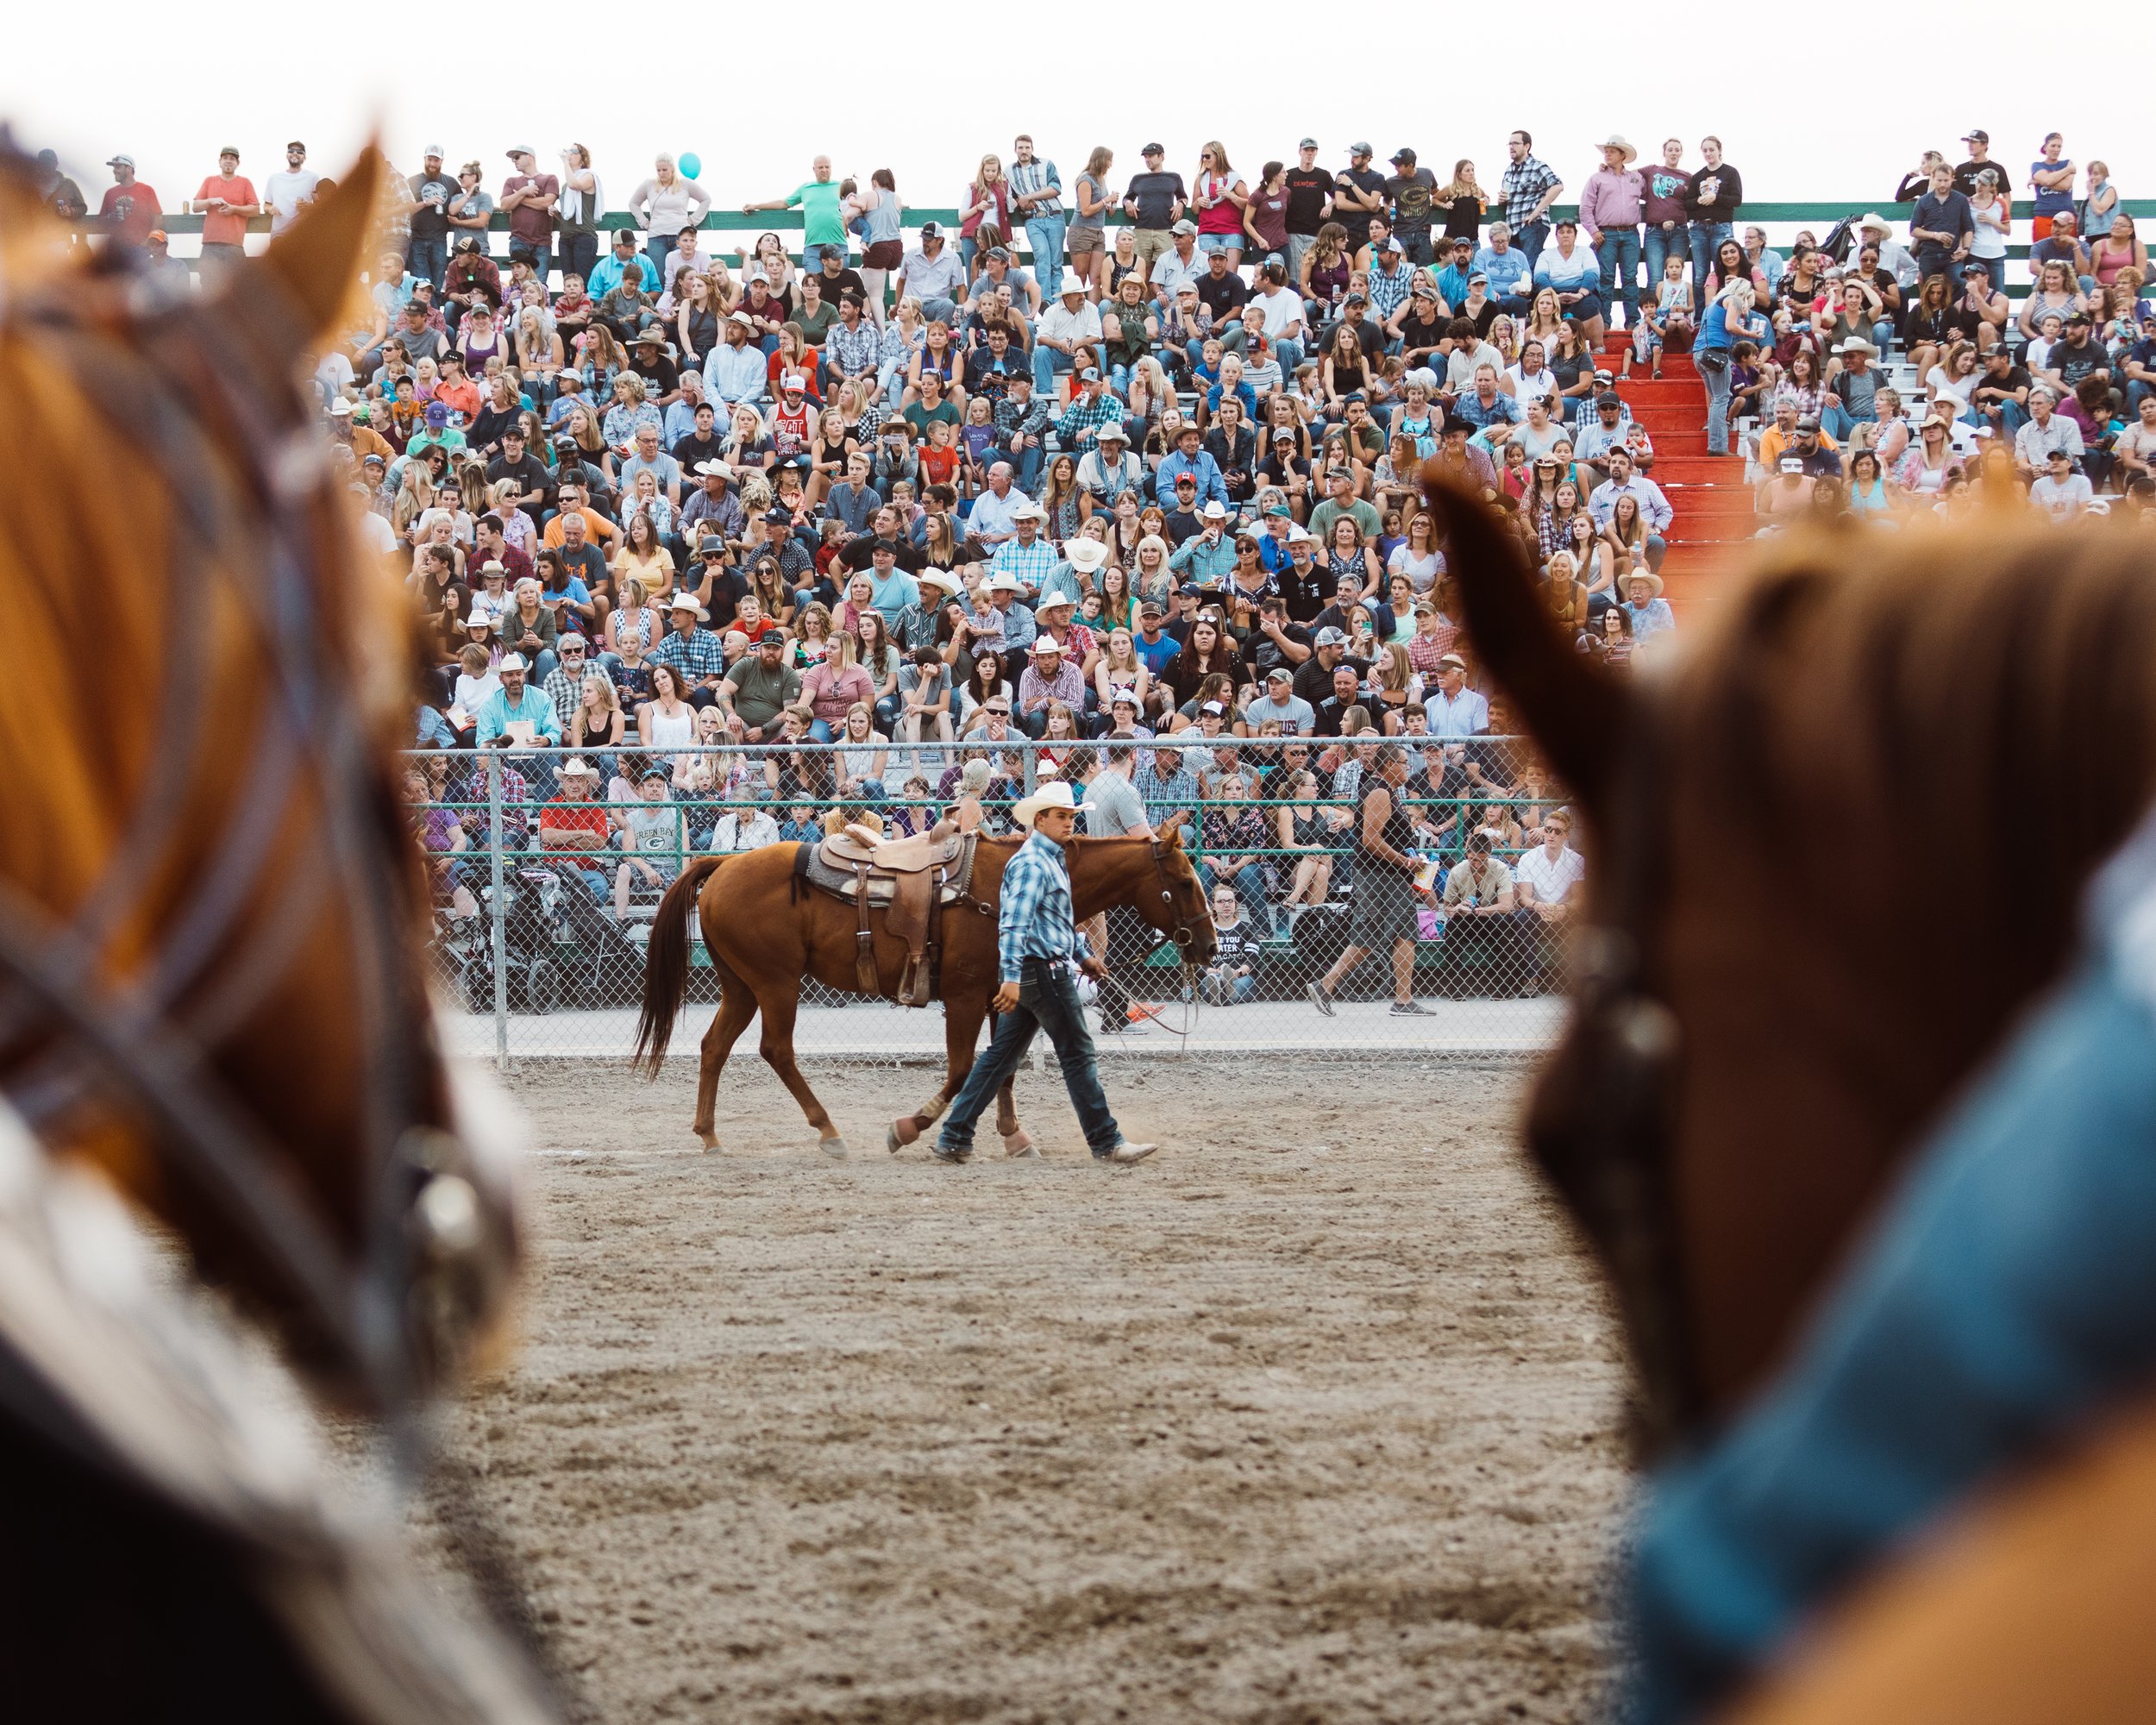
left=430, top=1056, right=1632, bottom=1724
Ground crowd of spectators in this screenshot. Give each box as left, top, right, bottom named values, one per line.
left=37, top=122, right=2142, bottom=1006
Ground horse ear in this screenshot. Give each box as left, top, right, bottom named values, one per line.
left=248, top=147, right=385, bottom=350
left=1420, top=466, right=1631, bottom=819
left=1162, top=824, right=1184, bottom=850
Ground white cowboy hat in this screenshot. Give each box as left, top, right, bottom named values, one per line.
left=1857, top=211, right=1893, bottom=235
left=1066, top=538, right=1111, bottom=573
left=693, top=459, right=735, bottom=480
left=497, top=652, right=529, bottom=672
left=986, top=570, right=1024, bottom=594
left=1599, top=135, right=1639, bottom=164
left=1624, top=568, right=1664, bottom=599
left=918, top=569, right=965, bottom=597
left=667, top=593, right=710, bottom=618
left=559, top=756, right=598, bottom=778
left=1010, top=501, right=1048, bottom=522
left=464, top=608, right=498, bottom=630
left=1011, top=779, right=1095, bottom=830
left=1833, top=337, right=1877, bottom=356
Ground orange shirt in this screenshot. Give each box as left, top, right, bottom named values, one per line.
left=541, top=507, right=618, bottom=549
left=194, top=174, right=257, bottom=247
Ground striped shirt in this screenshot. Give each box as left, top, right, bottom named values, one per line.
left=1008, top=158, right=1063, bottom=218
left=997, top=829, right=1085, bottom=982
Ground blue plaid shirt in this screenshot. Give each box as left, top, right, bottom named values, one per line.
left=651, top=626, right=729, bottom=681
left=997, top=828, right=1085, bottom=982
left=1501, top=155, right=1561, bottom=231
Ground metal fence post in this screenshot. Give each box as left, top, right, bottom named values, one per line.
left=485, top=750, right=510, bottom=1075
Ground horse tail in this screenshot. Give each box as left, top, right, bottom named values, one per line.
left=635, top=856, right=727, bottom=1076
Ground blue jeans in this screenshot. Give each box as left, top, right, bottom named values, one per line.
left=560, top=230, right=599, bottom=287
left=1642, top=224, right=1682, bottom=304
left=1980, top=400, right=2028, bottom=438
left=937, top=958, right=1122, bottom=1157
left=405, top=235, right=448, bottom=289
left=1025, top=214, right=1067, bottom=298
left=1820, top=398, right=1854, bottom=442
left=1196, top=233, right=1242, bottom=258
left=1514, top=219, right=1551, bottom=270
left=1032, top=344, right=1075, bottom=398
left=1687, top=221, right=1734, bottom=295
left=1596, top=227, right=1642, bottom=328
left=1701, top=354, right=1733, bottom=456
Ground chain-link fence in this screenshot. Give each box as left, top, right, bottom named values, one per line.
left=402, top=737, right=1573, bottom=1069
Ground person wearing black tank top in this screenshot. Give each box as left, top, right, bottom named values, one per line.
left=1306, top=744, right=1431, bottom=1015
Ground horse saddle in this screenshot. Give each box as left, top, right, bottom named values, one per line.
left=795, top=823, right=984, bottom=1007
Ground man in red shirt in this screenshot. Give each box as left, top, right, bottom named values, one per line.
left=538, top=757, right=615, bottom=899
left=500, top=146, right=559, bottom=283
left=97, top=155, right=163, bottom=248
left=189, top=147, right=260, bottom=269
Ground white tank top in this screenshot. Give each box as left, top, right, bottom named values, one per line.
left=646, top=702, right=695, bottom=747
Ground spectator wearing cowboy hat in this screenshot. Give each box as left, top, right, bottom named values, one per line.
left=1580, top=135, right=1645, bottom=331
left=1017, top=634, right=1087, bottom=737
left=650, top=590, right=729, bottom=705
left=1854, top=212, right=1920, bottom=289
left=702, top=309, right=769, bottom=407
left=1621, top=568, right=1675, bottom=641
left=933, top=778, right=1157, bottom=1166
left=538, top=756, right=616, bottom=903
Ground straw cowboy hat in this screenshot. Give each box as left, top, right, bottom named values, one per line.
left=1011, top=780, right=1095, bottom=830
left=1599, top=135, right=1639, bottom=164
left=1624, top=568, right=1665, bottom=599
left=1857, top=211, right=1894, bottom=237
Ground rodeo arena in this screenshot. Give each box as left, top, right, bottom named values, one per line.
left=6, top=107, right=2156, bottom=1725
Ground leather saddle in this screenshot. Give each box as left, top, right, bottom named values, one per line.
left=793, top=822, right=985, bottom=1007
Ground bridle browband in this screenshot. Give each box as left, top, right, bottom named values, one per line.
left=0, top=245, right=472, bottom=1424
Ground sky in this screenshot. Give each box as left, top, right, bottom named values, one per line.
left=19, top=4, right=2156, bottom=226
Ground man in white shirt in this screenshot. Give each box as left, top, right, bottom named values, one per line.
left=1148, top=221, right=1206, bottom=304
left=1245, top=256, right=1308, bottom=374
left=2029, top=446, right=2094, bottom=520
left=1587, top=448, right=1673, bottom=572
left=262, top=140, right=322, bottom=234
left=1422, top=655, right=1489, bottom=737
left=702, top=310, right=768, bottom=406
left=967, top=463, right=1032, bottom=547
left=896, top=223, right=968, bottom=323
left=1514, top=806, right=1586, bottom=992
left=1032, top=279, right=1103, bottom=398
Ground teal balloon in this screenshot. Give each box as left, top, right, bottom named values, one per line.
left=678, top=152, right=702, bottom=180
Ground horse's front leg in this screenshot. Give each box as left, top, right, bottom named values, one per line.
left=889, top=998, right=977, bottom=1153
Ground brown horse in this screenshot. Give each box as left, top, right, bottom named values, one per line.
left=1422, top=473, right=2156, bottom=1441
left=0, top=149, right=541, bottom=1718
left=635, top=831, right=1215, bottom=1154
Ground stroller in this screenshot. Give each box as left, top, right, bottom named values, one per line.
left=459, top=862, right=645, bottom=1014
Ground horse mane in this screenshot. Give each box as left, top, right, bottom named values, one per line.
left=1645, top=513, right=2156, bottom=1406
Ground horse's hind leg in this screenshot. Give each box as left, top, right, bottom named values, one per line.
left=693, top=955, right=758, bottom=1151
left=994, top=1044, right=1032, bottom=1158
left=755, top=987, right=849, bottom=1158
left=889, top=1000, right=980, bottom=1153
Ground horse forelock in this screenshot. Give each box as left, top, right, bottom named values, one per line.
left=1544, top=514, right=2156, bottom=1421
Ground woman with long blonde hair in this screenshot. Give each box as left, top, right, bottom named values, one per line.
left=608, top=575, right=661, bottom=658
left=960, top=154, right=1011, bottom=279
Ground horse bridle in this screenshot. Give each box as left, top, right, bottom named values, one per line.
left=1526, top=694, right=1700, bottom=1456
left=0, top=239, right=486, bottom=1427
left=1145, top=837, right=1208, bottom=957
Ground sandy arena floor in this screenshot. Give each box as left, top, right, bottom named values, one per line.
left=431, top=1055, right=1632, bottom=1723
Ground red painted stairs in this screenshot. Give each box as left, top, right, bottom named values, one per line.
left=1601, top=332, right=1750, bottom=612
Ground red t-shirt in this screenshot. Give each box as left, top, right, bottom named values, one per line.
left=539, top=799, right=610, bottom=839
left=195, top=174, right=257, bottom=247
left=918, top=442, right=961, bottom=486
left=502, top=172, right=560, bottom=244
left=99, top=181, right=163, bottom=245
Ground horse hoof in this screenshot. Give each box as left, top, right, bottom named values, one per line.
left=698, top=1133, right=721, bottom=1153
left=888, top=1116, right=921, bottom=1152
left=1002, top=1130, right=1036, bottom=1159
left=821, top=1137, right=851, bottom=1160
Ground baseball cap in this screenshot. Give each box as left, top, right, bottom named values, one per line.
left=1349, top=141, right=1373, bottom=157
left=1200, top=701, right=1228, bottom=718
left=506, top=145, right=536, bottom=160
left=106, top=154, right=135, bottom=170
left=1962, top=129, right=1990, bottom=143
left=1313, top=626, right=1349, bottom=648
left=422, top=143, right=444, bottom=159
left=1170, top=218, right=1199, bottom=236
left=1142, top=142, right=1165, bottom=155
left=986, top=245, right=1010, bottom=262
left=1379, top=236, right=1402, bottom=254
left=1079, top=367, right=1101, bottom=381
left=1596, top=391, right=1624, bottom=411
left=1389, top=148, right=1417, bottom=165
left=1266, top=665, right=1294, bottom=684
left=918, top=221, right=943, bottom=239
left=781, top=370, right=807, bottom=391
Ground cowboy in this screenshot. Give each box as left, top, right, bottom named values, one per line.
left=933, top=781, right=1160, bottom=1165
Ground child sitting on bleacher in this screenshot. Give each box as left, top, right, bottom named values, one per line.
left=1627, top=257, right=1692, bottom=380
